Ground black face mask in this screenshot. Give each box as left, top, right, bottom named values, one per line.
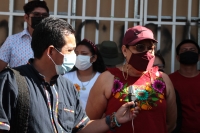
left=179, top=51, right=199, bottom=65
left=31, top=17, right=44, bottom=29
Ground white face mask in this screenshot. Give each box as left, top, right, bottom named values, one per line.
left=48, top=49, right=76, bottom=75
left=75, top=55, right=92, bottom=70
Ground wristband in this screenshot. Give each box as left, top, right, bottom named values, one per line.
left=113, top=112, right=121, bottom=127
left=105, top=115, right=115, bottom=131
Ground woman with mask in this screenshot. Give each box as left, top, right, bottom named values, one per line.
left=86, top=26, right=177, bottom=133
left=63, top=39, right=106, bottom=110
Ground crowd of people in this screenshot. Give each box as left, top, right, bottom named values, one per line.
left=0, top=0, right=200, bottom=133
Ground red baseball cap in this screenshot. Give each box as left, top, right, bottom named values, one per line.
left=122, top=25, right=158, bottom=46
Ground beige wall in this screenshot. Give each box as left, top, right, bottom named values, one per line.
left=0, top=0, right=199, bottom=74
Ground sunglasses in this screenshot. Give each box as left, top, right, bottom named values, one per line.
left=133, top=43, right=155, bottom=52
left=29, top=12, right=49, bottom=18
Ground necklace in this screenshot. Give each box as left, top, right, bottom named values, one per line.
left=122, top=64, right=129, bottom=80
left=80, top=73, right=95, bottom=90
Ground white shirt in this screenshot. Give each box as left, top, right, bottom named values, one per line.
left=0, top=29, right=33, bottom=67
left=63, top=71, right=100, bottom=110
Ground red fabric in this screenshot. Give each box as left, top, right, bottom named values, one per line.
left=105, top=67, right=167, bottom=133
left=128, top=51, right=155, bottom=71
left=169, top=71, right=200, bottom=133
left=122, top=25, right=157, bottom=46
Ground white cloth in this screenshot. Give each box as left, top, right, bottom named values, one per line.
left=0, top=29, right=33, bottom=67
left=63, top=71, right=100, bottom=110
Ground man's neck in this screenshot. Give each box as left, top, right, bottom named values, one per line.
left=33, top=58, right=56, bottom=83
left=178, top=64, right=199, bottom=77
left=27, top=26, right=34, bottom=36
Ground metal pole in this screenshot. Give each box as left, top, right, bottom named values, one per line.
left=71, top=0, right=76, bottom=28
left=197, top=0, right=200, bottom=69
left=134, top=0, right=138, bottom=26
left=171, top=0, right=177, bottom=73
left=187, top=0, right=192, bottom=39
left=8, top=0, right=14, bottom=35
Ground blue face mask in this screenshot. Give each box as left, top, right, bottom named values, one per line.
left=48, top=48, right=76, bottom=75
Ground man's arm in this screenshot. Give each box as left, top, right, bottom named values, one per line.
left=0, top=60, right=8, bottom=72
left=0, top=69, right=18, bottom=132
left=0, top=36, right=12, bottom=72
left=79, top=102, right=139, bottom=133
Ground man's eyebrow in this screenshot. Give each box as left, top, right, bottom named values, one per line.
left=64, top=46, right=75, bottom=49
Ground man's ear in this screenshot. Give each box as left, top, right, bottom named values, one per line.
left=24, top=14, right=29, bottom=23
left=47, top=45, right=55, bottom=56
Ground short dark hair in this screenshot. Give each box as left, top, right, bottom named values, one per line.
left=23, top=0, right=49, bottom=14
left=176, top=39, right=200, bottom=55
left=70, top=39, right=106, bottom=73
left=31, top=17, right=75, bottom=59
left=155, top=53, right=165, bottom=68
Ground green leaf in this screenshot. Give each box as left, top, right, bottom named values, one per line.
left=123, top=83, right=128, bottom=89
left=124, top=96, right=129, bottom=102
left=152, top=97, right=159, bottom=101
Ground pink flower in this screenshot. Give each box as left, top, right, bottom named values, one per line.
left=152, top=80, right=165, bottom=93
left=112, top=79, right=123, bottom=94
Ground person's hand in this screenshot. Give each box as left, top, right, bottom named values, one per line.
left=115, top=102, right=140, bottom=124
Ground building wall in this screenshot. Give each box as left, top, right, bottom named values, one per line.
left=0, top=0, right=199, bottom=74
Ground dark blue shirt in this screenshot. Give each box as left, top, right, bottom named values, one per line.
left=0, top=59, right=89, bottom=133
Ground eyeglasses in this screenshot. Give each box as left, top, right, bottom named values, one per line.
left=133, top=43, right=155, bottom=52
left=29, top=12, right=49, bottom=18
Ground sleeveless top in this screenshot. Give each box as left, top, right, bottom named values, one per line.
left=105, top=67, right=167, bottom=133
left=63, top=71, right=100, bottom=110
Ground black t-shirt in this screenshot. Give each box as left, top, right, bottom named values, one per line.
left=0, top=60, right=89, bottom=133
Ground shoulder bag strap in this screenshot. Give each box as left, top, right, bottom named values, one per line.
left=11, top=68, right=30, bottom=133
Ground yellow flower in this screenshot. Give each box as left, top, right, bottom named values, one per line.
left=141, top=104, right=148, bottom=110
left=158, top=94, right=164, bottom=99
left=141, top=104, right=152, bottom=110
left=74, top=84, right=80, bottom=92
left=145, top=86, right=152, bottom=92
left=114, top=92, right=121, bottom=99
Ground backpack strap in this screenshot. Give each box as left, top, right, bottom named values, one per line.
left=11, top=68, right=30, bottom=133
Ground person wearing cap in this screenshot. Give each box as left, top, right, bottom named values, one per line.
left=86, top=25, right=177, bottom=133
left=98, top=41, right=124, bottom=67
left=169, top=39, right=200, bottom=133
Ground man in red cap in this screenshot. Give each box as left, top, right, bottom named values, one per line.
left=86, top=25, right=177, bottom=133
